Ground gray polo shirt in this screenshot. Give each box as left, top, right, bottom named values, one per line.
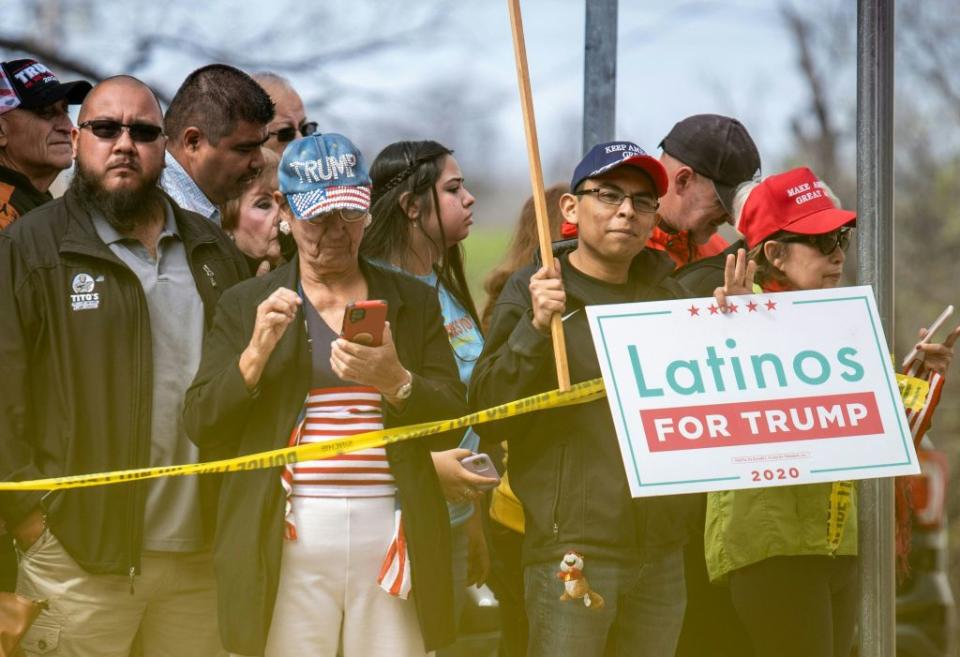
left=93, top=202, right=205, bottom=552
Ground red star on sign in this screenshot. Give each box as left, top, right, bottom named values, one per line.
left=708, top=304, right=719, bottom=315
left=765, top=299, right=778, bottom=311
left=728, top=303, right=738, bottom=313
left=688, top=305, right=700, bottom=316
left=747, top=301, right=758, bottom=312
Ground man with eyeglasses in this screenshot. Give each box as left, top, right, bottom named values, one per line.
left=471, top=142, right=692, bottom=657
left=0, top=75, right=248, bottom=656
left=161, top=64, right=274, bottom=227
left=252, top=72, right=318, bottom=156
left=0, top=59, right=91, bottom=230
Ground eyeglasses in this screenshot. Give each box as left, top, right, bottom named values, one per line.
left=574, top=187, right=660, bottom=214
left=269, top=121, right=319, bottom=144
left=305, top=207, right=368, bottom=225
left=78, top=120, right=164, bottom=143
left=779, top=227, right=853, bottom=255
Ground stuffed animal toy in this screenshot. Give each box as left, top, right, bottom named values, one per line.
left=556, top=551, right=605, bottom=609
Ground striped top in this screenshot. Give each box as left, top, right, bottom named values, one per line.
left=290, top=386, right=396, bottom=497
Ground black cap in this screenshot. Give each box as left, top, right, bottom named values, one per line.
left=659, top=114, right=761, bottom=214
left=0, top=59, right=91, bottom=114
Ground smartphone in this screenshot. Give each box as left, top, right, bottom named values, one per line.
left=460, top=453, right=501, bottom=490
left=341, top=300, right=388, bottom=346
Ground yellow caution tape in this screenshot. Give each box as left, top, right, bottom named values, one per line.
left=0, top=370, right=930, bottom=492
left=896, top=373, right=930, bottom=413
left=0, top=378, right=607, bottom=492
left=827, top=480, right=855, bottom=552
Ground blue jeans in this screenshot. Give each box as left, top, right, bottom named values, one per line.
left=524, top=548, right=686, bottom=657
left=436, top=523, right=469, bottom=657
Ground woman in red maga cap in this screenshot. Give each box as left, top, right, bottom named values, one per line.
left=705, top=167, right=960, bottom=657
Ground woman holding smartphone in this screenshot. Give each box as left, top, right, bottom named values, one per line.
left=706, top=167, right=959, bottom=657
left=184, top=133, right=466, bottom=657
left=362, top=140, right=497, bottom=654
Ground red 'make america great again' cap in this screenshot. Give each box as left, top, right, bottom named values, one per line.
left=736, top=167, right=856, bottom=248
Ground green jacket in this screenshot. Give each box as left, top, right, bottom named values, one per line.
left=705, top=482, right=858, bottom=583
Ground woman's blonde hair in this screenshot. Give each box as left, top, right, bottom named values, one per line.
left=221, top=148, right=280, bottom=232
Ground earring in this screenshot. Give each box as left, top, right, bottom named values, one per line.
left=279, top=220, right=291, bottom=235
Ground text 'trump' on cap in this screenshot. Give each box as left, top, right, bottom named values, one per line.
left=0, top=59, right=91, bottom=115
left=279, top=133, right=372, bottom=221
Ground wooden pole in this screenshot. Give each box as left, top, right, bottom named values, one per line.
left=507, top=0, right=572, bottom=391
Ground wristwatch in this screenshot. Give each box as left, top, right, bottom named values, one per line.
left=393, top=370, right=413, bottom=401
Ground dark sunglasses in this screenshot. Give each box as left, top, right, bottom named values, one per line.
left=779, top=227, right=853, bottom=255
left=269, top=121, right=319, bottom=144
left=78, top=120, right=164, bottom=143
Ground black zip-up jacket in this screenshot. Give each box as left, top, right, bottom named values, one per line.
left=0, top=188, right=249, bottom=577
left=470, top=247, right=696, bottom=566
left=671, top=238, right=746, bottom=296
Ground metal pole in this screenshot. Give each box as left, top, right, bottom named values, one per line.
left=857, top=0, right=896, bottom=655
left=582, top=0, right=617, bottom=154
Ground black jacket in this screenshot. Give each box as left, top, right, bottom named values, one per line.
left=183, top=258, right=465, bottom=656
left=671, top=239, right=746, bottom=296
left=470, top=248, right=696, bottom=567
left=0, top=189, right=249, bottom=576
left=0, top=165, right=53, bottom=229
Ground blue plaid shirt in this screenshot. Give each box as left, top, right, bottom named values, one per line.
left=160, top=151, right=221, bottom=226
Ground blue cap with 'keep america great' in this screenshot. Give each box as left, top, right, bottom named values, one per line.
left=279, top=133, right=372, bottom=221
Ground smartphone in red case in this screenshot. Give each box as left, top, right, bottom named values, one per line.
left=341, top=300, right=388, bottom=346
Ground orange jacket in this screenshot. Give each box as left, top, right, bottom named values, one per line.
left=647, top=222, right=728, bottom=267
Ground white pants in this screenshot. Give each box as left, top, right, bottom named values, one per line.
left=263, top=496, right=427, bottom=657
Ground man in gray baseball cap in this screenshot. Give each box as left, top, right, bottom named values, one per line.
left=651, top=114, right=760, bottom=267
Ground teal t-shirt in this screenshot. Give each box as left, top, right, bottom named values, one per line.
left=372, top=263, right=485, bottom=526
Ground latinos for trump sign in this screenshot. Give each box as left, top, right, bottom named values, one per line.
left=586, top=286, right=919, bottom=497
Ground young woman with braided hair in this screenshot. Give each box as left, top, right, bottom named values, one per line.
left=362, top=140, right=496, bottom=654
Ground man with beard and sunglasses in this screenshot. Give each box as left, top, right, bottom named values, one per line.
left=161, top=64, right=274, bottom=227
left=0, top=75, right=248, bottom=656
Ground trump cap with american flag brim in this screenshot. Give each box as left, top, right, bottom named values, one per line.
left=278, top=133, right=372, bottom=221
left=1, top=59, right=91, bottom=116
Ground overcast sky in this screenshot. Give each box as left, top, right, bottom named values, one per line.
left=7, top=0, right=839, bottom=221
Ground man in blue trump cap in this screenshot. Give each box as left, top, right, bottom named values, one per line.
left=470, top=141, right=692, bottom=657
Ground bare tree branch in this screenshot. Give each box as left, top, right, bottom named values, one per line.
left=779, top=2, right=840, bottom=185
left=0, top=35, right=176, bottom=104
left=127, top=6, right=447, bottom=76
left=0, top=36, right=102, bottom=81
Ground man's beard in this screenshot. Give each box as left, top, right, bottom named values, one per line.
left=70, top=163, right=163, bottom=234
